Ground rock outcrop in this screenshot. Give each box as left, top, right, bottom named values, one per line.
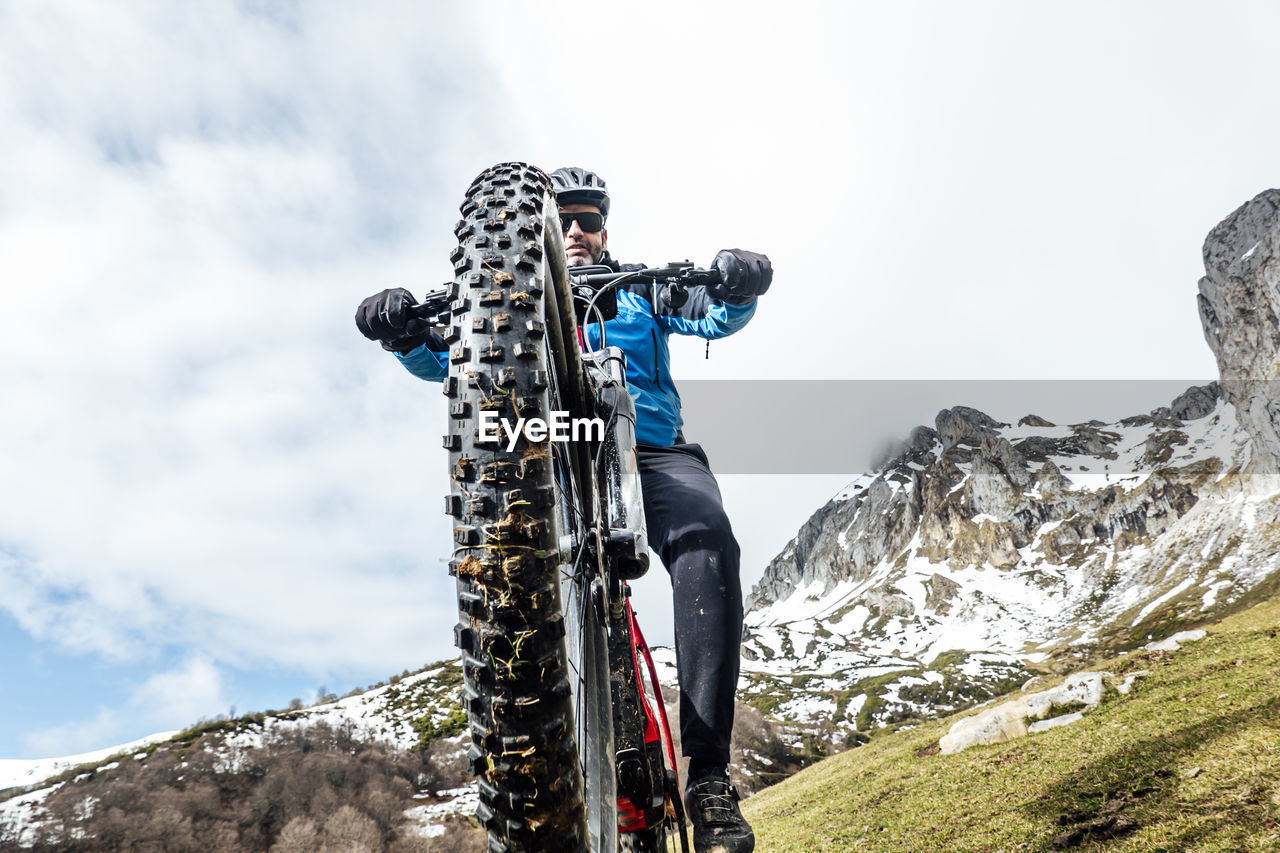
left=937, top=406, right=1006, bottom=450
left=1170, top=383, right=1221, bottom=422
left=1198, top=189, right=1280, bottom=476
left=938, top=671, right=1112, bottom=754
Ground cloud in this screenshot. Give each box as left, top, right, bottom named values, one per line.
left=0, top=1, right=518, bottom=681
left=130, top=658, right=227, bottom=729
left=20, top=709, right=123, bottom=760
left=20, top=658, right=227, bottom=757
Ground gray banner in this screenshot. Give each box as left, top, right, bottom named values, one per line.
left=677, top=379, right=1220, bottom=475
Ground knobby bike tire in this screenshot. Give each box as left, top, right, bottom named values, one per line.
left=444, top=162, right=613, bottom=853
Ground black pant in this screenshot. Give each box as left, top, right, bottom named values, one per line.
left=636, top=442, right=742, bottom=765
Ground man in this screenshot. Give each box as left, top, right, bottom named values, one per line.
left=356, top=166, right=771, bottom=853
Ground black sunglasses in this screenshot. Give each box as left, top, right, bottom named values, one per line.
left=559, top=211, right=604, bottom=233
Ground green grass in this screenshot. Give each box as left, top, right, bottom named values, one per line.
left=744, top=596, right=1280, bottom=852
left=412, top=704, right=467, bottom=750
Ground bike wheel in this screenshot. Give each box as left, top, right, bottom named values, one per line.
left=445, top=162, right=612, bottom=853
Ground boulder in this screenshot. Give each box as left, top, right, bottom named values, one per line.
left=864, top=588, right=915, bottom=621
left=924, top=573, right=962, bottom=613
left=938, top=671, right=1109, bottom=754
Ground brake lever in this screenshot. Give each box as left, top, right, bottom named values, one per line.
left=660, top=282, right=688, bottom=309
left=404, top=286, right=452, bottom=324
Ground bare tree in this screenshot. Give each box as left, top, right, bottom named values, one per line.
left=321, top=805, right=382, bottom=853
left=270, top=816, right=319, bottom=853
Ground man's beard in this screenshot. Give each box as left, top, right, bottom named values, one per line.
left=566, top=244, right=602, bottom=265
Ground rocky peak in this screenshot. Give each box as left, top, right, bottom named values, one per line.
left=936, top=406, right=1008, bottom=450
left=1169, top=383, right=1221, bottom=422
left=906, top=425, right=940, bottom=454
left=1198, top=189, right=1280, bottom=476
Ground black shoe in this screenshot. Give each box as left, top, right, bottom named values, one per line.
left=685, top=770, right=755, bottom=853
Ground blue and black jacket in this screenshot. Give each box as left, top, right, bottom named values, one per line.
left=393, top=252, right=756, bottom=446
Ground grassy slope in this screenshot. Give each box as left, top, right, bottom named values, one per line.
left=744, top=597, right=1280, bottom=852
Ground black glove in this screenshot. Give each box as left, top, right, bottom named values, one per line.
left=710, top=249, right=772, bottom=305
left=354, top=288, right=432, bottom=353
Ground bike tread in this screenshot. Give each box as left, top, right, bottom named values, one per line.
left=444, top=162, right=589, bottom=853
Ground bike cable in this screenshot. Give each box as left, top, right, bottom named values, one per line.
left=578, top=271, right=647, bottom=352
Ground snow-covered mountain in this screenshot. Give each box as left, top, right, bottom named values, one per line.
left=739, top=188, right=1280, bottom=736
left=740, top=388, right=1279, bottom=732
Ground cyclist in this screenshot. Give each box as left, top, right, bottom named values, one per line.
left=355, top=166, right=771, bottom=853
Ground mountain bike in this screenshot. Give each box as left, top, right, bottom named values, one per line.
left=410, top=162, right=724, bottom=853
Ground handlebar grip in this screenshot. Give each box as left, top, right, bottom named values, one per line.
left=573, top=272, right=630, bottom=286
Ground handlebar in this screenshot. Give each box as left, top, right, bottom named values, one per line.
left=568, top=261, right=721, bottom=290
left=405, top=261, right=720, bottom=324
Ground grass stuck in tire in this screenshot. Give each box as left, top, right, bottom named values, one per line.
left=743, top=596, right=1280, bottom=852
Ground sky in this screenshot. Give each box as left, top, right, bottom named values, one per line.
left=1, top=0, right=1276, bottom=759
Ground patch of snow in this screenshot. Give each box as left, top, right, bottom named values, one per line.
left=779, top=695, right=837, bottom=719
left=1201, top=579, right=1232, bottom=610
left=403, top=785, right=479, bottom=839
left=0, top=783, right=63, bottom=846
left=1132, top=577, right=1196, bottom=627
left=647, top=646, right=679, bottom=688
left=0, top=731, right=179, bottom=792
left=1114, top=671, right=1149, bottom=695
left=1145, top=630, right=1207, bottom=652
left=1243, top=497, right=1259, bottom=529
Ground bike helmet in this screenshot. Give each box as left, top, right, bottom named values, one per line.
left=550, top=166, right=610, bottom=219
